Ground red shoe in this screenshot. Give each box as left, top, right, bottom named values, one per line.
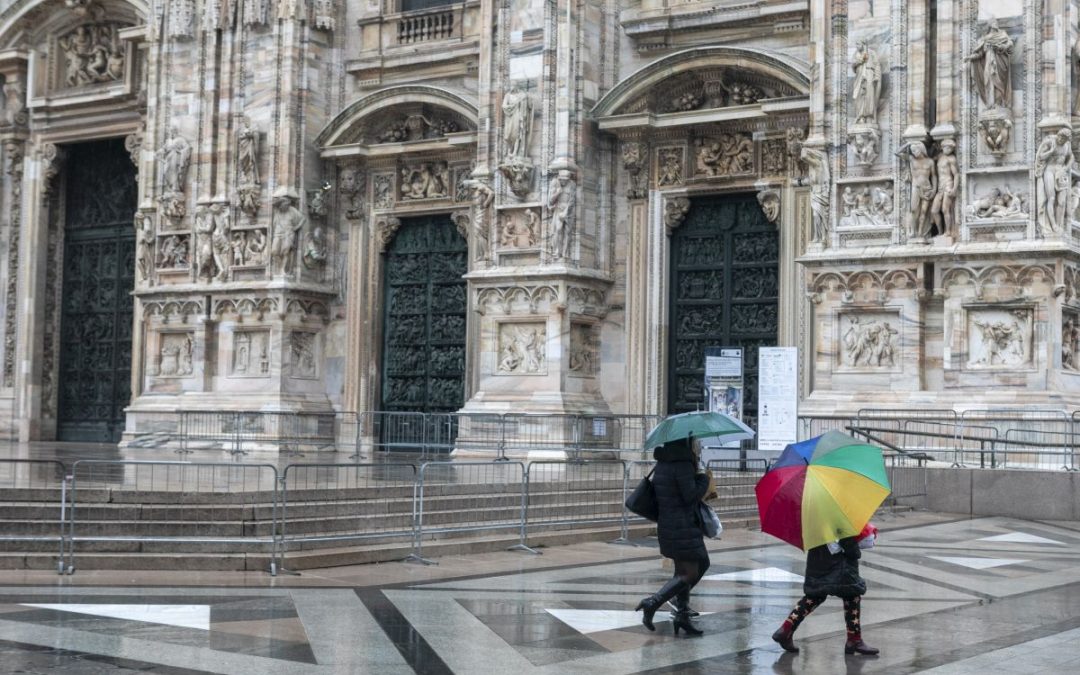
left=844, top=639, right=879, bottom=655
left=772, top=626, right=799, bottom=653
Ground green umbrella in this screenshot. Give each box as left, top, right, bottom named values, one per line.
left=644, top=411, right=756, bottom=450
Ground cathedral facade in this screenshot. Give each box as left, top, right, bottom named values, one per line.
left=0, top=0, right=1077, bottom=442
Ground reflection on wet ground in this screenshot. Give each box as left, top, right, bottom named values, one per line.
left=1, top=511, right=1080, bottom=673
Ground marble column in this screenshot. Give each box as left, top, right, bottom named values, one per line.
left=904, top=0, right=931, bottom=140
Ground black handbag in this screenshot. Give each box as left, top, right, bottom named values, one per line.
left=625, top=469, right=658, bottom=522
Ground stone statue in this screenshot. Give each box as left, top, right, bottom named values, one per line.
left=851, top=40, right=882, bottom=125
left=1035, top=129, right=1078, bottom=237
left=979, top=117, right=1012, bottom=155
left=799, top=146, right=830, bottom=245
left=462, top=176, right=494, bottom=261
left=547, top=170, right=576, bottom=260
left=931, top=139, right=959, bottom=238
left=237, top=117, right=260, bottom=188
left=158, top=127, right=191, bottom=197
left=271, top=192, right=306, bottom=275
left=209, top=202, right=231, bottom=281
left=134, top=211, right=154, bottom=281
left=851, top=127, right=880, bottom=166
left=2, top=78, right=26, bottom=127
left=193, top=206, right=216, bottom=281
left=898, top=141, right=937, bottom=240
left=502, top=85, right=534, bottom=160
left=303, top=224, right=327, bottom=269
left=967, top=20, right=1013, bottom=110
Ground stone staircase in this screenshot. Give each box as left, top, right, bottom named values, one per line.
left=0, top=479, right=762, bottom=572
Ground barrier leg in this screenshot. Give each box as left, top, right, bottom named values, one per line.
left=57, top=476, right=69, bottom=575
left=508, top=473, right=540, bottom=555
left=403, top=481, right=436, bottom=565
left=611, top=468, right=639, bottom=547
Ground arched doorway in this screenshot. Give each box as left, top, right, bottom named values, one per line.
left=667, top=194, right=779, bottom=422
left=56, top=139, right=138, bottom=441
left=380, top=215, right=469, bottom=413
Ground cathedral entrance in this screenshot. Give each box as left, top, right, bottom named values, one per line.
left=667, top=194, right=778, bottom=424
left=379, top=215, right=468, bottom=416
left=56, top=139, right=138, bottom=442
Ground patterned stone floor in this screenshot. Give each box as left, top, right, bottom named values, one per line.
left=2, top=511, right=1079, bottom=674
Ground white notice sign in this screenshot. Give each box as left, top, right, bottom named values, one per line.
left=757, top=347, right=799, bottom=451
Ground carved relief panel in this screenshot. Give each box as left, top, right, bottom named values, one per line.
left=288, top=331, right=319, bottom=379
left=231, top=330, right=271, bottom=377
left=568, top=323, right=598, bottom=377
left=50, top=23, right=131, bottom=94
left=1063, top=310, right=1080, bottom=373
left=152, top=332, right=194, bottom=378
left=837, top=311, right=901, bottom=371
left=496, top=322, right=546, bottom=375
left=965, top=307, right=1032, bottom=370
left=693, top=134, right=754, bottom=178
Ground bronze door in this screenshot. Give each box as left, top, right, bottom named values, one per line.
left=57, top=139, right=138, bottom=442
left=380, top=215, right=468, bottom=414
left=667, top=194, right=779, bottom=423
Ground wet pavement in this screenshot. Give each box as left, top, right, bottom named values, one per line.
left=1, top=511, right=1078, bottom=673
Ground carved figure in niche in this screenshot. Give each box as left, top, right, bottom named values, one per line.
left=59, top=24, right=123, bottom=87
left=978, top=117, right=1012, bottom=156
left=230, top=232, right=247, bottom=266
left=497, top=330, right=523, bottom=373
left=245, top=230, right=267, bottom=265
left=462, top=176, right=494, bottom=261
left=339, top=164, right=364, bottom=219
left=210, top=203, right=231, bottom=280
left=502, top=85, right=534, bottom=160
left=271, top=193, right=306, bottom=275
left=967, top=20, right=1014, bottom=111
left=498, top=159, right=534, bottom=198
left=657, top=148, right=683, bottom=186
left=158, top=127, right=191, bottom=198
left=400, top=163, right=447, bottom=200
left=761, top=139, right=786, bottom=175
left=157, top=234, right=188, bottom=268
left=799, top=146, right=830, bottom=245
left=523, top=327, right=545, bottom=372
left=931, top=139, right=959, bottom=237
left=757, top=190, right=780, bottom=225
left=290, top=333, right=317, bottom=378
left=843, top=316, right=898, bottom=368
left=1035, top=129, right=1079, bottom=237
left=159, top=334, right=193, bottom=376
left=695, top=135, right=753, bottom=176
left=1064, top=318, right=1080, bottom=371
left=851, top=128, right=880, bottom=166
left=897, top=141, right=937, bottom=239
left=303, top=225, right=327, bottom=269
left=2, top=78, right=26, bottom=127
left=373, top=174, right=393, bottom=209
left=851, top=40, right=882, bottom=125
left=622, top=141, right=648, bottom=199
left=237, top=116, right=260, bottom=189
left=134, top=211, right=154, bottom=281
left=841, top=187, right=857, bottom=218
left=547, top=170, right=576, bottom=260
left=193, top=206, right=215, bottom=281
left=569, top=325, right=596, bottom=375
left=234, top=333, right=251, bottom=375
left=501, top=209, right=538, bottom=248
left=972, top=312, right=1027, bottom=366
left=968, top=187, right=1026, bottom=219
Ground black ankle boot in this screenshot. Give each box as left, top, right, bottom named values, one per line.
left=772, top=624, right=799, bottom=653
left=844, top=638, right=879, bottom=655
left=669, top=589, right=700, bottom=617
left=635, top=579, right=686, bottom=631
left=672, top=611, right=703, bottom=637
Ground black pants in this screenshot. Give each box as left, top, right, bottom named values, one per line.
left=671, top=554, right=711, bottom=589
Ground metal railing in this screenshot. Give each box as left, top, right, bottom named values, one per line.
left=179, top=410, right=359, bottom=457
left=0, top=459, right=70, bottom=573
left=706, top=459, right=769, bottom=515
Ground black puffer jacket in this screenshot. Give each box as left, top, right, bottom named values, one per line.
left=803, top=537, right=866, bottom=598
left=652, top=444, right=709, bottom=561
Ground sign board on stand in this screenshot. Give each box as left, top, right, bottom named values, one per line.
left=701, top=347, right=743, bottom=463
left=757, top=347, right=799, bottom=452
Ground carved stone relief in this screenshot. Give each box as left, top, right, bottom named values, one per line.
left=839, top=313, right=899, bottom=369
left=270, top=192, right=305, bottom=276
left=156, top=233, right=190, bottom=269
left=657, top=147, right=684, bottom=186
left=978, top=117, right=1012, bottom=156
left=694, top=134, right=754, bottom=177
left=41, top=142, right=66, bottom=206
left=58, top=23, right=125, bottom=87
left=232, top=330, right=270, bottom=377
left=761, top=139, right=786, bottom=175
left=850, top=127, right=880, bottom=166
left=194, top=203, right=231, bottom=282
left=2, top=140, right=23, bottom=387
left=2, top=77, right=27, bottom=127
left=302, top=224, right=327, bottom=269
left=167, top=0, right=195, bottom=39
left=400, top=161, right=450, bottom=200
left=568, top=323, right=597, bottom=376
left=497, top=322, right=546, bottom=374
left=229, top=229, right=267, bottom=268
left=621, top=68, right=798, bottom=115
left=1034, top=129, right=1077, bottom=238
left=236, top=118, right=262, bottom=217
left=839, top=182, right=893, bottom=228
left=157, top=127, right=191, bottom=221
left=967, top=21, right=1015, bottom=154
left=339, top=163, right=365, bottom=219
left=498, top=208, right=539, bottom=249
left=757, top=189, right=780, bottom=225
left=966, top=187, right=1028, bottom=220
left=966, top=308, right=1031, bottom=369
left=313, top=0, right=336, bottom=31
left=374, top=113, right=459, bottom=143
left=157, top=332, right=194, bottom=377
left=1064, top=311, right=1080, bottom=372
left=499, top=85, right=535, bottom=199
left=375, top=216, right=402, bottom=252
left=547, top=171, right=576, bottom=260
left=289, top=332, right=318, bottom=379
left=373, top=173, right=394, bottom=210
left=622, top=141, right=649, bottom=199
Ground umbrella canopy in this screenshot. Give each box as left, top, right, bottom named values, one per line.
left=644, top=411, right=756, bottom=450
left=755, top=431, right=890, bottom=551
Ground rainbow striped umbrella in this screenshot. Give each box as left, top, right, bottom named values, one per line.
left=755, top=431, right=891, bottom=551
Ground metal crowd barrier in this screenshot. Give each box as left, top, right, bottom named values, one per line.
left=64, top=460, right=280, bottom=575
left=278, top=463, right=417, bottom=570
left=0, top=459, right=70, bottom=574
left=960, top=409, right=1072, bottom=470
left=615, top=460, right=656, bottom=545
left=407, top=461, right=535, bottom=564
left=706, top=459, right=769, bottom=515
left=525, top=460, right=626, bottom=532
left=179, top=410, right=359, bottom=457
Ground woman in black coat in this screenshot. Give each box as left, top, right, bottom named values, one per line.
left=634, top=437, right=710, bottom=637
left=771, top=536, right=879, bottom=655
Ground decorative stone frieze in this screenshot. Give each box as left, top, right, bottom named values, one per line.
left=622, top=141, right=648, bottom=199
